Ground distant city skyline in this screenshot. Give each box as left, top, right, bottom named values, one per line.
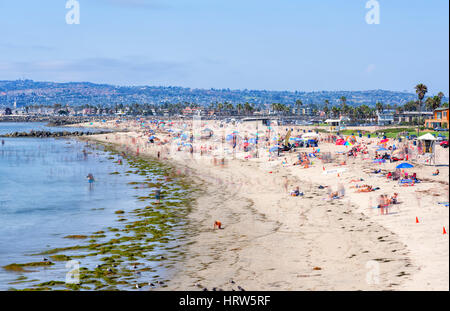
left=0, top=0, right=448, bottom=95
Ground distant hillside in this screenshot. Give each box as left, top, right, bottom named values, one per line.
left=0, top=79, right=430, bottom=108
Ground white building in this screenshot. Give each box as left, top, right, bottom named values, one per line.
left=376, top=110, right=395, bottom=126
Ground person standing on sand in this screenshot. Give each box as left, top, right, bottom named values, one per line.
left=283, top=177, right=289, bottom=193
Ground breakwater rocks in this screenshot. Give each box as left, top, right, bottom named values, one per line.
left=1, top=130, right=111, bottom=138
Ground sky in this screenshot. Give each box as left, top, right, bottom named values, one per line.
left=0, top=0, right=448, bottom=95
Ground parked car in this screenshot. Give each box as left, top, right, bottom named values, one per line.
left=440, top=141, right=449, bottom=148
left=434, top=127, right=448, bottom=132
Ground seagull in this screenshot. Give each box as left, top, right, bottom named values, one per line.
left=42, top=258, right=49, bottom=262
left=202, top=288, right=208, bottom=291
left=230, top=279, right=235, bottom=284
left=135, top=284, right=140, bottom=289
left=238, top=286, right=245, bottom=291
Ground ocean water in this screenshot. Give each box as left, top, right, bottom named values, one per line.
left=0, top=123, right=190, bottom=290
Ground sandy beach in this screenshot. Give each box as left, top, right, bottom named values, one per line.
left=76, top=119, right=449, bottom=291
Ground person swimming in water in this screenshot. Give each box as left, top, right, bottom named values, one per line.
left=87, top=173, right=95, bottom=188
left=155, top=188, right=161, bottom=203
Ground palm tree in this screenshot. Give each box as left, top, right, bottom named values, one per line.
left=331, top=106, right=340, bottom=118
left=415, top=83, right=428, bottom=136
left=244, top=102, right=254, bottom=116
left=217, top=102, right=224, bottom=115
left=340, top=96, right=347, bottom=108
left=236, top=103, right=243, bottom=115
left=295, top=100, right=303, bottom=115
left=324, top=100, right=330, bottom=118
left=376, top=102, right=383, bottom=112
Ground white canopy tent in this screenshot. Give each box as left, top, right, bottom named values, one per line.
left=417, top=133, right=437, bottom=164
left=417, top=133, right=436, bottom=141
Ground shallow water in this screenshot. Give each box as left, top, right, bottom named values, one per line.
left=0, top=123, right=192, bottom=290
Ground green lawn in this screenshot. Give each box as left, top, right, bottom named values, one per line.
left=334, top=128, right=448, bottom=139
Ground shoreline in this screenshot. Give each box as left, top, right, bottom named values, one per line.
left=6, top=117, right=444, bottom=291
left=83, top=127, right=447, bottom=290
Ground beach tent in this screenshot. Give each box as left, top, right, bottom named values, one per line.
left=418, top=133, right=436, bottom=141
left=396, top=162, right=414, bottom=169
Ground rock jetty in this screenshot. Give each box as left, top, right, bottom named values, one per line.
left=0, top=130, right=110, bottom=138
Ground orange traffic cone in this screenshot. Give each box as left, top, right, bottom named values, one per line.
left=416, top=217, right=419, bottom=223
left=444, top=227, right=447, bottom=234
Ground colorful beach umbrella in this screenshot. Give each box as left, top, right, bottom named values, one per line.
left=396, top=162, right=414, bottom=169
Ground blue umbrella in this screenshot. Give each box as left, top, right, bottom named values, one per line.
left=377, top=147, right=388, bottom=151
left=269, top=146, right=278, bottom=152
left=396, top=162, right=414, bottom=169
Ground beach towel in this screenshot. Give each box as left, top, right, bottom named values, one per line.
left=399, top=179, right=413, bottom=183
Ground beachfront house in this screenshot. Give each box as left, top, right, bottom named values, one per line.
left=376, top=110, right=395, bottom=126
left=424, top=107, right=449, bottom=129
left=325, top=116, right=349, bottom=132
left=395, top=111, right=433, bottom=125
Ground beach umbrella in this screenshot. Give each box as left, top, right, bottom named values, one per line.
left=269, top=146, right=278, bottom=152
left=377, top=147, right=387, bottom=151
left=380, top=138, right=389, bottom=143
left=373, top=159, right=385, bottom=163
left=396, top=162, right=414, bottom=169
